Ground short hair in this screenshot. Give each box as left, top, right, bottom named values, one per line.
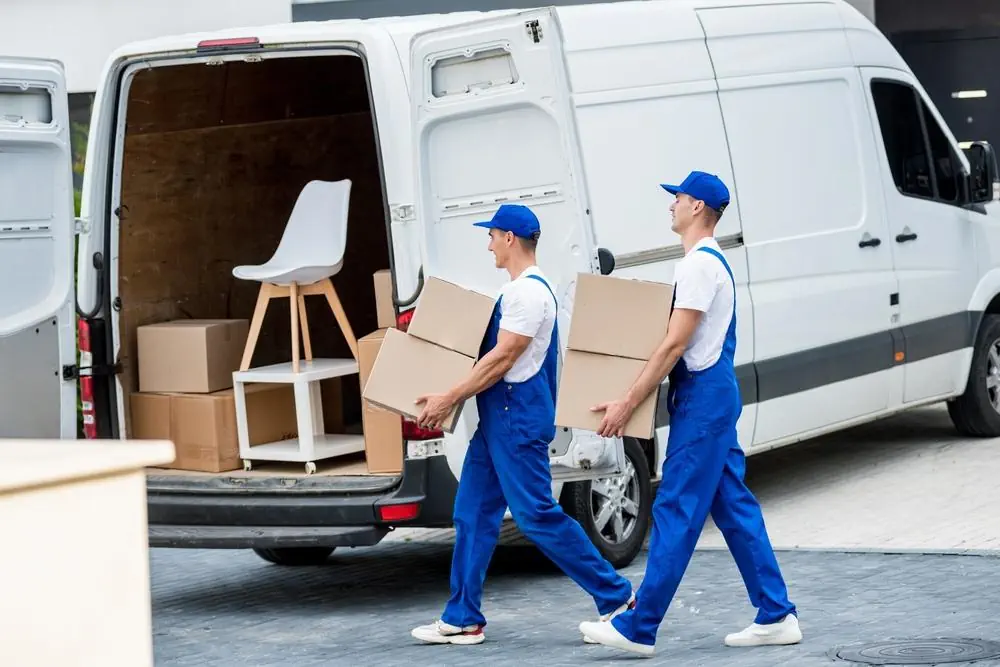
left=518, top=229, right=540, bottom=252
left=705, top=202, right=726, bottom=225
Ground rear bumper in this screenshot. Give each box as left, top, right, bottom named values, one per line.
left=146, top=455, right=458, bottom=549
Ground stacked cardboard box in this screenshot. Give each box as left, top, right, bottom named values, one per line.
left=556, top=273, right=674, bottom=439
left=362, top=277, right=495, bottom=433
left=130, top=319, right=298, bottom=473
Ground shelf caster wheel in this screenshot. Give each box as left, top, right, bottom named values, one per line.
left=305, top=461, right=317, bottom=475
left=243, top=459, right=253, bottom=472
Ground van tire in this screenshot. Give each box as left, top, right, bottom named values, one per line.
left=253, top=547, right=335, bottom=566
left=561, top=438, right=652, bottom=570
left=948, top=314, right=1000, bottom=437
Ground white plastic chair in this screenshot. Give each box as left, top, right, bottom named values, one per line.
left=234, top=179, right=358, bottom=372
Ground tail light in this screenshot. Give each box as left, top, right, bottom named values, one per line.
left=77, top=319, right=98, bottom=439
left=395, top=308, right=444, bottom=440
left=378, top=502, right=421, bottom=522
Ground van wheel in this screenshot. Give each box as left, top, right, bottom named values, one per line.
left=948, top=314, right=1000, bottom=437
left=253, top=547, right=335, bottom=566
left=561, top=438, right=652, bottom=569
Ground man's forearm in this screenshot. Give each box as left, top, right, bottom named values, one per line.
left=625, top=342, right=685, bottom=408
left=447, top=348, right=515, bottom=404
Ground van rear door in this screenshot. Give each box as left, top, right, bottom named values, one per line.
left=0, top=58, right=77, bottom=438
left=409, top=9, right=624, bottom=481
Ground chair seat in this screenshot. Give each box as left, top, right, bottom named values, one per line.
left=232, top=262, right=343, bottom=286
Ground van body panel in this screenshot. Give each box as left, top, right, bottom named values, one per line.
left=0, top=57, right=77, bottom=438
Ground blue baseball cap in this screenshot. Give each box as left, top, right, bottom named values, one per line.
left=472, top=204, right=541, bottom=239
left=661, top=171, right=731, bottom=212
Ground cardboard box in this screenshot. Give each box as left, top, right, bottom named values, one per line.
left=567, top=273, right=674, bottom=360
left=359, top=329, right=404, bottom=474
left=362, top=327, right=474, bottom=433
left=137, top=319, right=249, bottom=394
left=130, top=384, right=297, bottom=473
left=373, top=270, right=396, bottom=329
left=406, top=277, right=496, bottom=357
left=556, top=273, right=673, bottom=439
left=555, top=350, right=658, bottom=439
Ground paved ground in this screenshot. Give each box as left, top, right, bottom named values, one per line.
left=152, top=405, right=1000, bottom=665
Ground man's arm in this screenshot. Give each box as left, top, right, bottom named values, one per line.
left=415, top=330, right=531, bottom=430
left=590, top=306, right=704, bottom=438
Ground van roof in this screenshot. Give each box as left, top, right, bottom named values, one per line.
left=105, top=0, right=887, bottom=67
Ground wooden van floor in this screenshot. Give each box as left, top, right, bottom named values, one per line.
left=147, top=452, right=399, bottom=478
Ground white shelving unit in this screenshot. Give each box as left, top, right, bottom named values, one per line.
left=233, top=358, right=363, bottom=474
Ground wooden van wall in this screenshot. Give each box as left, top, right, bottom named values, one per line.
left=118, top=55, right=389, bottom=435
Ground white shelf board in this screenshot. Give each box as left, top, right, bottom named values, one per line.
left=244, top=434, right=366, bottom=463
left=234, top=358, right=359, bottom=384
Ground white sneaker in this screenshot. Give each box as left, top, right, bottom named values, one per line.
left=578, top=620, right=655, bottom=657
left=724, top=614, right=802, bottom=647
left=583, top=591, right=636, bottom=643
left=411, top=620, right=485, bottom=645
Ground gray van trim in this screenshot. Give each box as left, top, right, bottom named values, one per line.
left=654, top=310, right=982, bottom=428
left=613, top=233, right=744, bottom=269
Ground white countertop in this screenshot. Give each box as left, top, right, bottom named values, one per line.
left=0, top=439, right=175, bottom=495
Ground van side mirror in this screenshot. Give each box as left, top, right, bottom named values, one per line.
left=596, top=247, right=615, bottom=275
left=963, top=141, right=999, bottom=204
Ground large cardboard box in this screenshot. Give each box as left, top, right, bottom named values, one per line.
left=362, top=278, right=494, bottom=433
left=373, top=270, right=396, bottom=329
left=555, top=351, right=658, bottom=438
left=363, top=328, right=475, bottom=433
left=130, top=384, right=297, bottom=472
left=556, top=274, right=673, bottom=439
left=358, top=329, right=404, bottom=474
left=137, top=319, right=249, bottom=394
left=406, top=277, right=496, bottom=357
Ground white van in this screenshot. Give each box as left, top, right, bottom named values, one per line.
left=3, top=0, right=999, bottom=569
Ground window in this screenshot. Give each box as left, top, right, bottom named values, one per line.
left=871, top=80, right=962, bottom=205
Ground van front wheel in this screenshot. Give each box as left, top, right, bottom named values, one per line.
left=948, top=314, right=1000, bottom=437
left=561, top=438, right=652, bottom=569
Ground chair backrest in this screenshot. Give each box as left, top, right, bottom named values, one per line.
left=268, top=179, right=352, bottom=270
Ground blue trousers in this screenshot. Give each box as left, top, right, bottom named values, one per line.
left=441, top=430, right=634, bottom=628
left=612, top=415, right=796, bottom=646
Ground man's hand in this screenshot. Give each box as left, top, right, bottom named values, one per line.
left=414, top=392, right=456, bottom=431
left=591, top=397, right=637, bottom=438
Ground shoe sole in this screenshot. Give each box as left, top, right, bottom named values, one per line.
left=724, top=633, right=802, bottom=648
left=412, top=631, right=485, bottom=646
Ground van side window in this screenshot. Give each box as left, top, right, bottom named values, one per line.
left=871, top=81, right=933, bottom=199
left=922, top=99, right=960, bottom=203
left=871, top=80, right=962, bottom=205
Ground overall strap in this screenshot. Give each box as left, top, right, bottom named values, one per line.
left=525, top=273, right=558, bottom=309
left=696, top=246, right=736, bottom=310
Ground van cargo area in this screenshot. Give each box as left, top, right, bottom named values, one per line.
left=115, top=51, right=397, bottom=479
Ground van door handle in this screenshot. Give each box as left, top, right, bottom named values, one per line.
left=858, top=236, right=881, bottom=248
left=895, top=232, right=918, bottom=243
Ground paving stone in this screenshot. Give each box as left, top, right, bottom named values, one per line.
left=151, top=545, right=1000, bottom=666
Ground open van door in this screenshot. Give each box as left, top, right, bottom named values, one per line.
left=0, top=58, right=77, bottom=438
left=409, top=9, right=624, bottom=481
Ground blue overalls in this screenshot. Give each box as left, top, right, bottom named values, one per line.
left=611, top=246, right=796, bottom=647
left=441, top=273, right=634, bottom=629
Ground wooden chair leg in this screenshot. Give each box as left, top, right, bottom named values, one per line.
left=319, top=278, right=359, bottom=361
left=290, top=282, right=300, bottom=373
left=241, top=283, right=273, bottom=371
left=298, top=295, right=313, bottom=361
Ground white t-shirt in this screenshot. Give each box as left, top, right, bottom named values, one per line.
left=498, top=266, right=557, bottom=383
left=672, top=238, right=735, bottom=371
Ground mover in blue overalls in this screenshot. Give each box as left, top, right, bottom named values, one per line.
left=581, top=172, right=802, bottom=657
left=410, top=203, right=635, bottom=646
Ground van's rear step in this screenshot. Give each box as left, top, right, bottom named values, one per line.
left=148, top=525, right=389, bottom=549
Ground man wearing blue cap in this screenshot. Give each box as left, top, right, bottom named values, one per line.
left=410, top=203, right=635, bottom=646
left=581, top=172, right=800, bottom=657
